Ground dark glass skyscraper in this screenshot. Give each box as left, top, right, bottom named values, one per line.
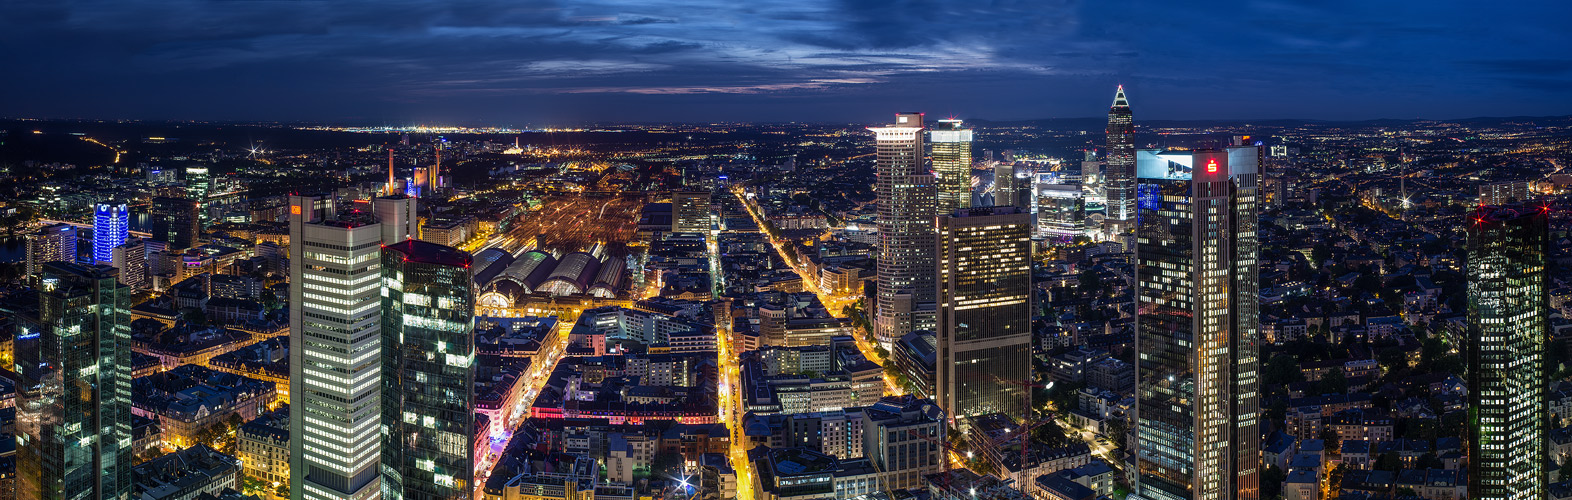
left=935, top=206, right=1032, bottom=420
left=1466, top=205, right=1549, bottom=500
left=150, top=196, right=200, bottom=250
left=16, top=262, right=134, bottom=500
left=1105, top=86, right=1135, bottom=239
left=1133, top=148, right=1260, bottom=500
left=380, top=240, right=476, bottom=500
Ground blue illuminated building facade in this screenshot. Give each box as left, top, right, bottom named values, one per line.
left=93, top=203, right=128, bottom=265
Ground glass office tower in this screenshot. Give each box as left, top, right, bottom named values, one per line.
left=930, top=119, right=973, bottom=215
left=935, top=206, right=1033, bottom=420
left=380, top=240, right=476, bottom=500
left=1133, top=148, right=1260, bottom=500
left=1466, top=205, right=1549, bottom=500
left=16, top=262, right=134, bottom=500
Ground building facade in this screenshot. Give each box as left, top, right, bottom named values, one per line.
left=16, top=263, right=134, bottom=500
left=871, top=112, right=938, bottom=349
left=1133, top=148, right=1261, bottom=500
left=1104, top=86, right=1135, bottom=239
left=289, top=195, right=417, bottom=500
left=672, top=191, right=712, bottom=234
left=151, top=196, right=201, bottom=250
left=380, top=240, right=477, bottom=500
left=25, top=223, right=77, bottom=277
left=935, top=206, right=1033, bottom=420
left=1037, top=184, right=1086, bottom=239
left=1466, top=205, right=1549, bottom=500
left=94, top=202, right=129, bottom=265
left=929, top=119, right=973, bottom=215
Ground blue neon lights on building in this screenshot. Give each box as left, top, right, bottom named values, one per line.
left=94, top=202, right=128, bottom=264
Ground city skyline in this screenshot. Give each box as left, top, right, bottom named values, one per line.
left=3, top=2, right=1572, bottom=497
left=2, top=2, right=1571, bottom=123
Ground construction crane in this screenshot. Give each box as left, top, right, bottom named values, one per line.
left=906, top=428, right=967, bottom=493
left=986, top=374, right=1058, bottom=484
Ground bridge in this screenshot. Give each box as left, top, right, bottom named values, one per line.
left=38, top=219, right=154, bottom=239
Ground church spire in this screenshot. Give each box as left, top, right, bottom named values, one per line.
left=1112, top=84, right=1129, bottom=108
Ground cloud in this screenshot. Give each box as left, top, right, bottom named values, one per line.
left=0, top=0, right=1569, bottom=122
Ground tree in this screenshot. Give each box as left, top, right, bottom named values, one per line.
left=1312, top=244, right=1332, bottom=268
left=1378, top=347, right=1408, bottom=376
left=1416, top=452, right=1442, bottom=470
left=1327, top=464, right=1347, bottom=495
left=1263, top=354, right=1304, bottom=386
left=649, top=451, right=684, bottom=479
left=1375, top=451, right=1402, bottom=472
left=1261, top=465, right=1286, bottom=500
left=1397, top=487, right=1418, bottom=497
left=1104, top=418, right=1128, bottom=450
left=1318, top=427, right=1342, bottom=454
left=1318, top=369, right=1348, bottom=395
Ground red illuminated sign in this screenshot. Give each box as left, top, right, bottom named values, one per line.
left=1206, top=158, right=1219, bottom=173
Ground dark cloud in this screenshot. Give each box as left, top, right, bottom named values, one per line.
left=0, top=0, right=1568, bottom=123
left=1465, top=59, right=1572, bottom=77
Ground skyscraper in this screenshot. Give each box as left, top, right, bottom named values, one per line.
left=672, top=191, right=712, bottom=234
left=151, top=196, right=200, bottom=250
left=290, top=195, right=418, bottom=500
left=1466, top=205, right=1549, bottom=500
left=1133, top=148, right=1260, bottom=500
left=1105, top=85, right=1135, bottom=239
left=94, top=202, right=129, bottom=265
left=111, top=239, right=148, bottom=290
left=16, top=262, right=134, bottom=500
left=935, top=206, right=1032, bottom=420
left=186, top=166, right=211, bottom=223
left=380, top=240, right=476, bottom=500
left=871, top=113, right=937, bottom=349
left=25, top=223, right=77, bottom=277
left=929, top=119, right=973, bottom=215
left=993, top=163, right=1016, bottom=208
left=1036, top=184, right=1086, bottom=239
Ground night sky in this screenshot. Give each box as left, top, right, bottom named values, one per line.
left=3, top=0, right=1570, bottom=124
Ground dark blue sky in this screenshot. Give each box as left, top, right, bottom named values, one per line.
left=2, top=0, right=1569, bottom=124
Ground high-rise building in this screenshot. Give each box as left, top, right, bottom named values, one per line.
left=1133, top=148, right=1260, bottom=500
left=380, top=240, right=476, bottom=500
left=1105, top=85, right=1135, bottom=238
left=1036, top=184, right=1085, bottom=239
left=993, top=163, right=1017, bottom=208
left=111, top=238, right=148, bottom=290
left=672, top=191, right=712, bottom=234
left=1466, top=205, right=1549, bottom=500
left=16, top=262, right=134, bottom=500
left=94, top=202, right=129, bottom=265
left=186, top=166, right=211, bottom=222
left=871, top=112, right=937, bottom=349
left=929, top=119, right=973, bottom=215
left=151, top=196, right=200, bottom=250
left=25, top=223, right=77, bottom=277
left=289, top=194, right=418, bottom=500
left=935, top=206, right=1032, bottom=420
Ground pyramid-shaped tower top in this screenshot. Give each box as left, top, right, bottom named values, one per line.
left=1112, top=85, right=1129, bottom=108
